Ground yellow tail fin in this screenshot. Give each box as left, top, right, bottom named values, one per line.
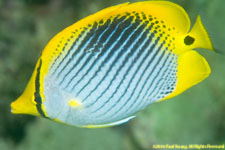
left=188, top=15, right=214, bottom=51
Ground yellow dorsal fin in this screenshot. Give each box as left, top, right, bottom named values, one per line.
left=128, top=1, right=191, bottom=33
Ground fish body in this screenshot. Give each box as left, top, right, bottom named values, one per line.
left=11, top=1, right=214, bottom=128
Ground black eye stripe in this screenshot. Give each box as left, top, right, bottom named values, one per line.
left=34, top=59, right=47, bottom=118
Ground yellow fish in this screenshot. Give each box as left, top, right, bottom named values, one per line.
left=11, top=1, right=214, bottom=128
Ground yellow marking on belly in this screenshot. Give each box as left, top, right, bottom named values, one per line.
left=68, top=99, right=81, bottom=107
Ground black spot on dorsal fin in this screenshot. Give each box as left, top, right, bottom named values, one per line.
left=184, top=35, right=195, bottom=45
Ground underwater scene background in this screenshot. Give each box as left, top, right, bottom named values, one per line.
left=0, top=0, right=224, bottom=149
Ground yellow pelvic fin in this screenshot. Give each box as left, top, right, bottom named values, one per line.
left=188, top=15, right=214, bottom=51
left=81, top=116, right=135, bottom=128
left=161, top=50, right=211, bottom=101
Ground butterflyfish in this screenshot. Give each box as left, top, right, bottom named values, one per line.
left=11, top=1, right=214, bottom=128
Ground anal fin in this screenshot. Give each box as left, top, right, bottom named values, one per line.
left=162, top=50, right=211, bottom=101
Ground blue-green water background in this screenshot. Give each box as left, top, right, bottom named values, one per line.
left=0, top=0, right=224, bottom=149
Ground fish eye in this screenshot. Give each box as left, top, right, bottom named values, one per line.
left=184, top=35, right=195, bottom=45
left=31, top=96, right=36, bottom=104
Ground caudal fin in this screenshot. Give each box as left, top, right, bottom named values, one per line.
left=188, top=15, right=214, bottom=51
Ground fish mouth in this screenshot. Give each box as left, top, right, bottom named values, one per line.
left=10, top=97, right=40, bottom=116
left=10, top=101, right=21, bottom=114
